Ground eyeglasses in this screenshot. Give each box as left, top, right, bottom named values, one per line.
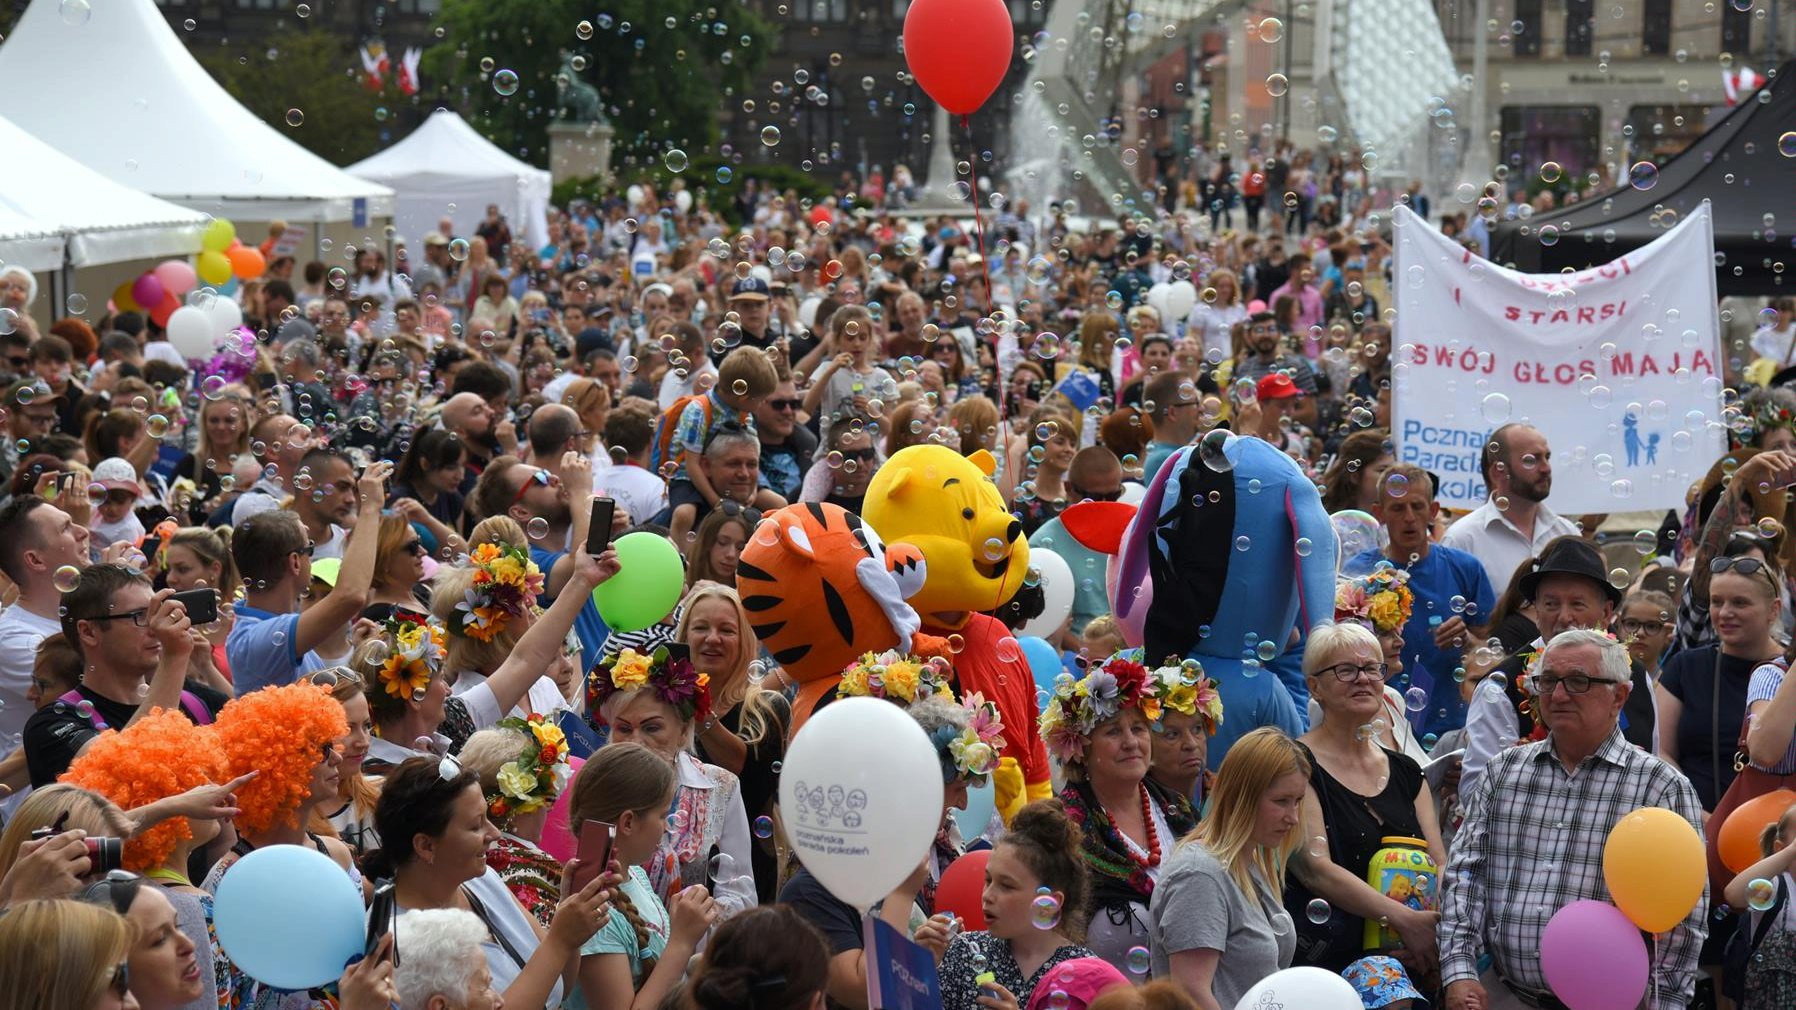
left=1616, top=618, right=1667, bottom=636
left=4, top=355, right=29, bottom=370
left=768, top=398, right=802, bottom=412
left=1533, top=673, right=1624, bottom=696
left=402, top=539, right=427, bottom=557
left=1315, top=662, right=1389, bottom=682
left=82, top=869, right=144, bottom=916
left=85, top=608, right=151, bottom=628
left=512, top=467, right=555, bottom=505
left=108, top=961, right=131, bottom=999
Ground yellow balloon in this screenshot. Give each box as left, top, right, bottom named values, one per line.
left=196, top=250, right=233, bottom=287
left=1603, top=806, right=1704, bottom=933
left=201, top=218, right=236, bottom=254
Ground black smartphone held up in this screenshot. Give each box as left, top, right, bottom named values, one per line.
left=585, top=497, right=617, bottom=556
left=169, top=588, right=220, bottom=626
left=365, top=883, right=397, bottom=961
left=54, top=471, right=76, bottom=496
left=572, top=819, right=615, bottom=892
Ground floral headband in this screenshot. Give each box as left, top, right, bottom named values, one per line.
left=1753, top=402, right=1796, bottom=441
left=1039, top=651, right=1155, bottom=764
left=586, top=645, right=712, bottom=726
left=449, top=543, right=545, bottom=641
left=1335, top=563, right=1414, bottom=634
left=835, top=650, right=954, bottom=705
left=1143, top=658, right=1224, bottom=736
left=936, top=692, right=1006, bottom=786
left=486, top=714, right=573, bottom=820
left=375, top=619, right=445, bottom=704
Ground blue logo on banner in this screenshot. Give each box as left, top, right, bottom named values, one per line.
left=1054, top=369, right=1103, bottom=411
left=1621, top=413, right=1661, bottom=467
left=353, top=198, right=368, bottom=229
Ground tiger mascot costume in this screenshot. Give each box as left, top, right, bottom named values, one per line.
left=736, top=502, right=947, bottom=737
left=862, top=445, right=1051, bottom=824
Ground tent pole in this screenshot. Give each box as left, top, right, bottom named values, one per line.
left=59, top=258, right=73, bottom=319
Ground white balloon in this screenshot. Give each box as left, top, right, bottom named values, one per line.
left=1233, top=967, right=1363, bottom=1010
left=777, top=697, right=945, bottom=911
left=798, top=296, right=823, bottom=330
left=1146, top=282, right=1172, bottom=317
left=673, top=189, right=693, bottom=213
left=208, top=296, right=243, bottom=336
left=1119, top=481, right=1146, bottom=506
left=165, top=305, right=215, bottom=359
left=1163, top=280, right=1198, bottom=321
left=1019, top=548, right=1074, bottom=640
left=626, top=184, right=645, bottom=206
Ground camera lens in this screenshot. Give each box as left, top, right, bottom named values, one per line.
left=87, top=837, right=123, bottom=874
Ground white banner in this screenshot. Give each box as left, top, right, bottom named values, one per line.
left=1390, top=203, right=1726, bottom=514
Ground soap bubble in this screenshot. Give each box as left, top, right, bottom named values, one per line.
left=753, top=815, right=774, bottom=839
left=1125, top=946, right=1152, bottom=974
left=1030, top=894, right=1062, bottom=929
left=1747, top=877, right=1777, bottom=911
left=52, top=565, right=82, bottom=592
left=1405, top=687, right=1428, bottom=712
left=1198, top=429, right=1233, bottom=472
left=1306, top=898, right=1331, bottom=923
left=527, top=517, right=551, bottom=540
left=492, top=69, right=520, bottom=96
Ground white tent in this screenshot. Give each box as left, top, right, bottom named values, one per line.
left=348, top=110, right=552, bottom=251
left=0, top=0, right=392, bottom=224
left=0, top=111, right=206, bottom=273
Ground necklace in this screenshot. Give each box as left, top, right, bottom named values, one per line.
left=1104, top=783, right=1161, bottom=871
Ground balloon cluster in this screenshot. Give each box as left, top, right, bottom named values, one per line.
left=110, top=218, right=265, bottom=359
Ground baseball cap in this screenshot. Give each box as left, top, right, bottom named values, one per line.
left=730, top=276, right=771, bottom=302
left=1343, top=955, right=1428, bottom=1009
left=423, top=231, right=450, bottom=247
left=309, top=557, right=342, bottom=588
left=92, top=457, right=141, bottom=494
left=1024, top=958, right=1128, bottom=1010
left=1256, top=373, right=1301, bottom=400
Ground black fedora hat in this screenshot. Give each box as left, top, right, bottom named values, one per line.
left=1519, top=538, right=1623, bottom=606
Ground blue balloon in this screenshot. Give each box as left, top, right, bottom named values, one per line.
left=1020, top=635, right=1063, bottom=694
left=212, top=845, right=364, bottom=990
left=951, top=778, right=998, bottom=842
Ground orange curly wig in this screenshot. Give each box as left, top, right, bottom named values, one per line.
left=211, top=683, right=349, bottom=836
left=60, top=709, right=230, bottom=873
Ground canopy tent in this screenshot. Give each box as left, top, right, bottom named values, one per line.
left=0, top=111, right=206, bottom=273
left=347, top=110, right=552, bottom=252
left=0, top=0, right=392, bottom=224
left=1491, top=61, right=1796, bottom=295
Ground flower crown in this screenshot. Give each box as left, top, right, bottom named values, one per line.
left=835, top=650, right=954, bottom=705
left=1753, top=401, right=1795, bottom=439
left=1335, top=563, right=1415, bottom=634
left=449, top=543, right=545, bottom=641
left=935, top=692, right=1007, bottom=785
left=586, top=645, right=712, bottom=726
left=486, top=714, right=573, bottom=820
left=375, top=619, right=445, bottom=704
left=1039, top=651, right=1155, bottom=763
left=1142, top=658, right=1224, bottom=736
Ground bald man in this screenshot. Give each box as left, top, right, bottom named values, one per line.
left=527, top=404, right=584, bottom=480
left=439, top=391, right=511, bottom=495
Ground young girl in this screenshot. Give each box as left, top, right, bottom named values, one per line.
left=805, top=304, right=899, bottom=454
left=567, top=742, right=721, bottom=1010
left=939, top=800, right=1097, bottom=1010
left=1722, top=800, right=1796, bottom=1005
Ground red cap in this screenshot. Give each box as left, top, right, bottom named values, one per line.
left=1255, top=372, right=1301, bottom=400
left=1025, top=958, right=1129, bottom=1010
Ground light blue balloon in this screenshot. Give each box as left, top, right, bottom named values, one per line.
left=212, top=845, right=364, bottom=990
left=1019, top=635, right=1062, bottom=694
left=952, top=778, right=998, bottom=842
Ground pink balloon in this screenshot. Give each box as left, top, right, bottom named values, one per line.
left=538, top=754, right=585, bottom=862
left=131, top=273, right=166, bottom=310
left=153, top=260, right=198, bottom=298
left=1541, top=901, right=1648, bottom=1010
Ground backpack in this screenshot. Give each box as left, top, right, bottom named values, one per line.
left=650, top=392, right=713, bottom=472
left=1726, top=874, right=1792, bottom=1007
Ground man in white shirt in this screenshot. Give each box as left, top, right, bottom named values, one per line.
left=0, top=498, right=93, bottom=800
left=230, top=412, right=319, bottom=527
left=288, top=447, right=359, bottom=560
left=1440, top=423, right=1582, bottom=594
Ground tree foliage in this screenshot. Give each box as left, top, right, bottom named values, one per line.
left=195, top=30, right=400, bottom=166
left=424, top=0, right=772, bottom=169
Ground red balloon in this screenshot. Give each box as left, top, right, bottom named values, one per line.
left=935, top=850, right=990, bottom=930
left=808, top=204, right=832, bottom=227
left=902, top=0, right=1014, bottom=116
left=148, top=292, right=180, bottom=328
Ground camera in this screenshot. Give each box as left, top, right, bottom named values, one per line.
left=29, top=826, right=123, bottom=874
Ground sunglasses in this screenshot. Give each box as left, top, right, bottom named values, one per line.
left=292, top=544, right=316, bottom=558
left=511, top=467, right=555, bottom=505
left=306, top=667, right=363, bottom=688
left=82, top=869, right=144, bottom=916
left=768, top=398, right=802, bottom=412
left=402, top=539, right=427, bottom=557
left=5, top=355, right=29, bottom=369
left=1069, top=485, right=1123, bottom=502
left=717, top=500, right=762, bottom=526
left=838, top=448, right=877, bottom=462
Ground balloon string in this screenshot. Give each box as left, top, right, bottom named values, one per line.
left=960, top=113, right=1002, bottom=421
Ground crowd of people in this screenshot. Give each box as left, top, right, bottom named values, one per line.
left=1, top=148, right=1796, bottom=1010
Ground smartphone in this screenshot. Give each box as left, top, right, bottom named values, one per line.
left=54, top=471, right=76, bottom=496
left=572, top=819, right=615, bottom=892
left=365, top=883, right=398, bottom=962
left=169, top=588, right=220, bottom=625
left=586, top=497, right=617, bottom=556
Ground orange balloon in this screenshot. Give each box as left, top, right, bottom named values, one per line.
left=227, top=245, right=266, bottom=280
left=1720, top=789, right=1796, bottom=874
left=1603, top=806, right=1705, bottom=932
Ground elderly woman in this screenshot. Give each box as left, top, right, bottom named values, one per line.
left=1282, top=623, right=1444, bottom=977
left=1042, top=652, right=1200, bottom=976
left=458, top=718, right=575, bottom=928
left=1325, top=566, right=1428, bottom=761
left=1145, top=663, right=1224, bottom=807
left=392, top=908, right=505, bottom=1010
left=587, top=644, right=760, bottom=917
left=365, top=758, right=613, bottom=1010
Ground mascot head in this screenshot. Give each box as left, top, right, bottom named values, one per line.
left=737, top=502, right=937, bottom=735
left=862, top=445, right=1030, bottom=625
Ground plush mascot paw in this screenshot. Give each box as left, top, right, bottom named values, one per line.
left=994, top=757, right=1026, bottom=824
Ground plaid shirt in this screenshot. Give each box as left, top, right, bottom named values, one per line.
left=1437, top=726, right=1707, bottom=1008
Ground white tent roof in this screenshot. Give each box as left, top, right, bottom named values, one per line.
left=0, top=0, right=393, bottom=224
left=348, top=110, right=552, bottom=252
left=0, top=111, right=207, bottom=272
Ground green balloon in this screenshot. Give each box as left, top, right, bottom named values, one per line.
left=591, top=531, right=685, bottom=633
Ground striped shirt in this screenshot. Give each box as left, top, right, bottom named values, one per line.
left=1437, top=726, right=1706, bottom=1008
left=1747, top=661, right=1796, bottom=774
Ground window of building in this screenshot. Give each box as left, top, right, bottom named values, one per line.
left=232, top=0, right=277, bottom=8
left=1500, top=105, right=1600, bottom=183
left=393, top=0, right=442, bottom=11
left=793, top=0, right=848, bottom=21
left=1512, top=0, right=1541, bottom=57
left=1642, top=0, right=1672, bottom=56
left=1722, top=3, right=1752, bottom=53
left=1625, top=104, right=1709, bottom=165
left=1564, top=0, right=1594, bottom=56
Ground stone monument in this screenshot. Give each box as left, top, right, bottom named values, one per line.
left=548, top=52, right=615, bottom=184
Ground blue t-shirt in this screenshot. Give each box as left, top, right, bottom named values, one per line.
left=530, top=548, right=610, bottom=675
left=226, top=605, right=328, bottom=695
left=1143, top=440, right=1184, bottom=488
left=1344, top=545, right=1495, bottom=736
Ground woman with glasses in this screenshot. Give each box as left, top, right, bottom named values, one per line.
left=0, top=899, right=137, bottom=1010
left=81, top=871, right=207, bottom=1010
left=1281, top=623, right=1443, bottom=976
left=363, top=513, right=433, bottom=624
left=1655, top=548, right=1787, bottom=816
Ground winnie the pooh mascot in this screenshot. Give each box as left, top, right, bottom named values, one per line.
left=862, top=444, right=1052, bottom=822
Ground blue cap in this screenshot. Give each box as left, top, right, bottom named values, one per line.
left=1342, top=956, right=1427, bottom=1009
left=730, top=276, right=771, bottom=301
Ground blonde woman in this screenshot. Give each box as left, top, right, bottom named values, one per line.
left=175, top=385, right=255, bottom=520
left=1147, top=727, right=1307, bottom=1009
left=1186, top=269, right=1247, bottom=363
left=0, top=899, right=136, bottom=1010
